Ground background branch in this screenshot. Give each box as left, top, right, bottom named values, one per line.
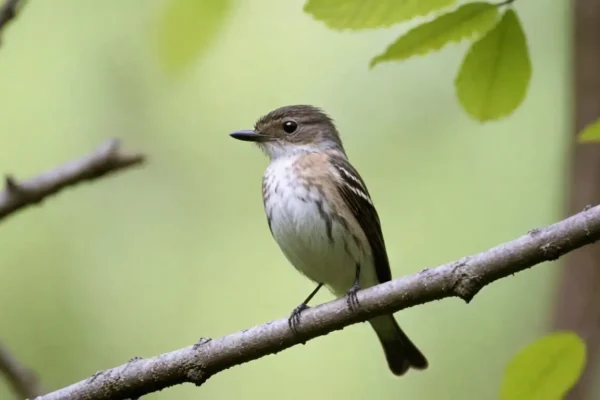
left=0, top=342, right=42, bottom=399
left=0, top=139, right=144, bottom=398
left=36, top=204, right=600, bottom=400
left=0, top=2, right=147, bottom=399
left=0, top=139, right=145, bottom=222
left=0, top=0, right=25, bottom=41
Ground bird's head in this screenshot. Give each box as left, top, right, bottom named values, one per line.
left=230, top=105, right=345, bottom=159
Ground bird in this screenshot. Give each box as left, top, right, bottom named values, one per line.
left=229, top=105, right=428, bottom=376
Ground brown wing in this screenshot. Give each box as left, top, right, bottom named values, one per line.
left=262, top=175, right=273, bottom=234
left=331, top=155, right=392, bottom=283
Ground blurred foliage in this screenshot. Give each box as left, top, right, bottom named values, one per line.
left=153, top=0, right=230, bottom=75
left=578, top=118, right=600, bottom=142
left=370, top=3, right=499, bottom=67
left=455, top=9, right=531, bottom=122
left=500, top=332, right=586, bottom=400
left=304, top=0, right=457, bottom=29
left=0, top=0, right=569, bottom=399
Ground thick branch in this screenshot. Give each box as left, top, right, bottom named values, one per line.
left=0, top=139, right=145, bottom=222
left=0, top=342, right=42, bottom=399
left=36, top=204, right=600, bottom=400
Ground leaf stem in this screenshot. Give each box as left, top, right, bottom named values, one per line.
left=496, top=0, right=516, bottom=7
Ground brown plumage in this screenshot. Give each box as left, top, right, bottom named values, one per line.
left=231, top=105, right=428, bottom=375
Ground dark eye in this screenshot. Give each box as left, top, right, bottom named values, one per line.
left=282, top=120, right=297, bottom=134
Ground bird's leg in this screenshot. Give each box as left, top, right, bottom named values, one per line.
left=289, top=282, right=323, bottom=333
left=346, top=262, right=361, bottom=312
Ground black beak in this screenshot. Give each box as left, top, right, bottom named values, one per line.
left=229, top=130, right=269, bottom=142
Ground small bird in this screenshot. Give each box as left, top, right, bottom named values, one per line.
left=230, top=105, right=428, bottom=376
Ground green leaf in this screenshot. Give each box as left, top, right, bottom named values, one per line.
left=579, top=118, right=600, bottom=142
left=371, top=3, right=499, bottom=67
left=454, top=9, right=531, bottom=122
left=304, top=0, right=457, bottom=30
left=500, top=332, right=586, bottom=400
left=154, top=0, right=230, bottom=75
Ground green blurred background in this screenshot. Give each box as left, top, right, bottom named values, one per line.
left=0, top=0, right=568, bottom=399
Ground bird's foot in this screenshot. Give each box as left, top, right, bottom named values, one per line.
left=288, top=303, right=310, bottom=334
left=346, top=282, right=361, bottom=312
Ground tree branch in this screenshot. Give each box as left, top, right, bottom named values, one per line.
left=0, top=139, right=145, bottom=222
left=553, top=0, right=600, bottom=398
left=0, top=0, right=25, bottom=42
left=0, top=3, right=146, bottom=400
left=0, top=139, right=144, bottom=398
left=35, top=204, right=600, bottom=400
left=0, top=342, right=42, bottom=399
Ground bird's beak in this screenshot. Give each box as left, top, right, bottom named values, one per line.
left=229, top=130, right=269, bottom=142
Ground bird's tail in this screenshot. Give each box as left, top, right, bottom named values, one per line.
left=368, top=315, right=428, bottom=376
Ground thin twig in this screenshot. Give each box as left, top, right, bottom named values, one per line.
left=36, top=204, right=600, bottom=400
left=495, top=0, right=517, bottom=7
left=0, top=0, right=25, bottom=42
left=0, top=139, right=145, bottom=222
left=0, top=341, right=43, bottom=399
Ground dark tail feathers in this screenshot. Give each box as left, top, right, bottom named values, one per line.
left=369, top=315, right=428, bottom=376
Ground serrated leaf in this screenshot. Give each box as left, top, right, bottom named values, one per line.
left=455, top=9, right=531, bottom=122
left=500, top=332, right=586, bottom=400
left=371, top=3, right=499, bottom=67
left=578, top=118, right=600, bottom=142
left=154, top=0, right=230, bottom=75
left=304, top=0, right=457, bottom=30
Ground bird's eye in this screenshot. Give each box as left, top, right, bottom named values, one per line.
left=282, top=120, right=297, bottom=134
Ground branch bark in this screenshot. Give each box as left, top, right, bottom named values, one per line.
left=36, top=204, right=600, bottom=400
left=0, top=342, right=42, bottom=399
left=0, top=139, right=145, bottom=222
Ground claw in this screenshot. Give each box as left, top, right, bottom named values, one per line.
left=288, top=303, right=310, bottom=333
left=346, top=283, right=360, bottom=312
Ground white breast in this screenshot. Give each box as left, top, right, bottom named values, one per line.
left=262, top=156, right=377, bottom=297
